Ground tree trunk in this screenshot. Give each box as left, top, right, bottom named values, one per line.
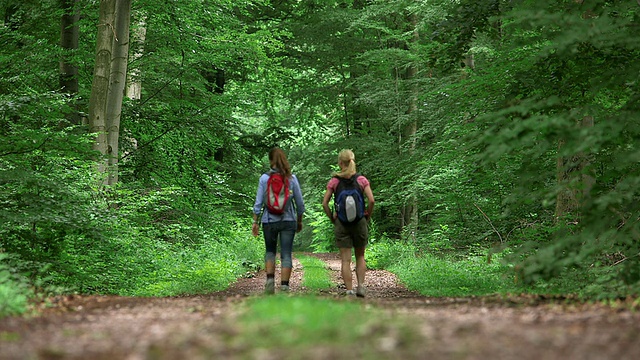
left=555, top=115, right=595, bottom=222
left=59, top=0, right=80, bottom=124
left=88, top=0, right=116, bottom=177
left=105, top=0, right=131, bottom=185
left=400, top=13, right=419, bottom=240
left=126, top=14, right=146, bottom=100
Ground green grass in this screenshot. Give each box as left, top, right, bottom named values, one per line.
left=232, top=296, right=421, bottom=358
left=296, top=254, right=334, bottom=291
left=389, top=253, right=513, bottom=297
left=383, top=244, right=613, bottom=299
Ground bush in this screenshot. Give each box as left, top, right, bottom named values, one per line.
left=0, top=253, right=33, bottom=318
left=365, top=237, right=416, bottom=270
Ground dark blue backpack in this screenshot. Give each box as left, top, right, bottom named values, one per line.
left=334, top=174, right=365, bottom=225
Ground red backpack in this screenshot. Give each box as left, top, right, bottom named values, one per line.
left=265, top=172, right=290, bottom=215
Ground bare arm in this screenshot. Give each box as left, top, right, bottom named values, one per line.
left=363, top=185, right=375, bottom=220
left=321, top=188, right=335, bottom=223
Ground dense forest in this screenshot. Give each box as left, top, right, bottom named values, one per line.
left=1, top=0, right=639, bottom=316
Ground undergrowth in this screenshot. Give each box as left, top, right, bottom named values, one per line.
left=366, top=238, right=630, bottom=299
left=0, top=254, right=32, bottom=318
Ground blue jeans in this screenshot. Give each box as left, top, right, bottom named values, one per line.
left=262, top=221, right=297, bottom=268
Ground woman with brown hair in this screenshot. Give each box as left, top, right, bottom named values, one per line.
left=252, top=148, right=305, bottom=294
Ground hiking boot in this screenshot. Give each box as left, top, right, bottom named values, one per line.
left=356, top=285, right=366, bottom=298
left=280, top=285, right=290, bottom=292
left=345, top=289, right=356, bottom=296
left=265, top=278, right=275, bottom=295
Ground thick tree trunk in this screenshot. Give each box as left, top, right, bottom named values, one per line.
left=88, top=0, right=116, bottom=177
left=105, top=0, right=131, bottom=185
left=59, top=0, right=80, bottom=124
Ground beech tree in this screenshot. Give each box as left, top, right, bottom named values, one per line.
left=88, top=0, right=116, bottom=177
left=59, top=0, right=80, bottom=125
left=105, top=0, right=131, bottom=185
left=86, top=0, right=131, bottom=184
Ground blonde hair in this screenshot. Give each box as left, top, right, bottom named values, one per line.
left=269, top=147, right=292, bottom=178
left=334, top=149, right=357, bottom=178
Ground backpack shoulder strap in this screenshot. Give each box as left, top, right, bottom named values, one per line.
left=350, top=173, right=363, bottom=190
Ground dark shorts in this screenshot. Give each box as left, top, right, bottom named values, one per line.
left=334, top=218, right=369, bottom=248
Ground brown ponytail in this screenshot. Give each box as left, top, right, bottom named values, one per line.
left=269, top=147, right=292, bottom=178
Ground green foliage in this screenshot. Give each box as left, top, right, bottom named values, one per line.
left=236, top=296, right=419, bottom=357
left=388, top=250, right=515, bottom=297
left=468, top=0, right=640, bottom=290
left=1, top=0, right=284, bottom=312
left=46, top=186, right=265, bottom=296
left=135, top=246, right=254, bottom=297
left=365, top=234, right=415, bottom=270
left=0, top=254, right=32, bottom=317
left=0, top=92, right=106, bottom=308
left=2, top=0, right=640, bottom=306
left=308, top=211, right=338, bottom=253
left=381, top=242, right=634, bottom=299
left=296, top=254, right=333, bottom=291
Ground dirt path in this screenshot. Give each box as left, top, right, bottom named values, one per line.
left=1, top=252, right=639, bottom=359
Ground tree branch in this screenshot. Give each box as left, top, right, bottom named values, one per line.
left=0, top=138, right=49, bottom=157
left=474, top=203, right=504, bottom=243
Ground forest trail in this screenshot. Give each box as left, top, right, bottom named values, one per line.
left=1, top=252, right=639, bottom=360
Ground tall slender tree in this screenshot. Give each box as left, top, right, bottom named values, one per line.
left=105, top=0, right=131, bottom=185
left=59, top=0, right=80, bottom=125
left=125, top=13, right=145, bottom=100
left=399, top=12, right=419, bottom=238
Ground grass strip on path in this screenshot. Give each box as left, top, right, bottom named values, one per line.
left=296, top=253, right=334, bottom=291
left=232, top=295, right=421, bottom=358
left=225, top=253, right=423, bottom=358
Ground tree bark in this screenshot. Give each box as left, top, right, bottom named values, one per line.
left=555, top=115, right=595, bottom=222
left=105, top=0, right=132, bottom=185
left=126, top=14, right=146, bottom=100
left=59, top=0, right=80, bottom=124
left=88, top=0, right=116, bottom=177
left=400, top=13, right=419, bottom=240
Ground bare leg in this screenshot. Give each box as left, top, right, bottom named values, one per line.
left=339, top=247, right=353, bottom=290
left=281, top=267, right=292, bottom=282
left=265, top=260, right=275, bottom=276
left=354, top=246, right=366, bottom=287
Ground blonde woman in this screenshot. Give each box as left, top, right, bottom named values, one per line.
left=321, top=149, right=375, bottom=297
